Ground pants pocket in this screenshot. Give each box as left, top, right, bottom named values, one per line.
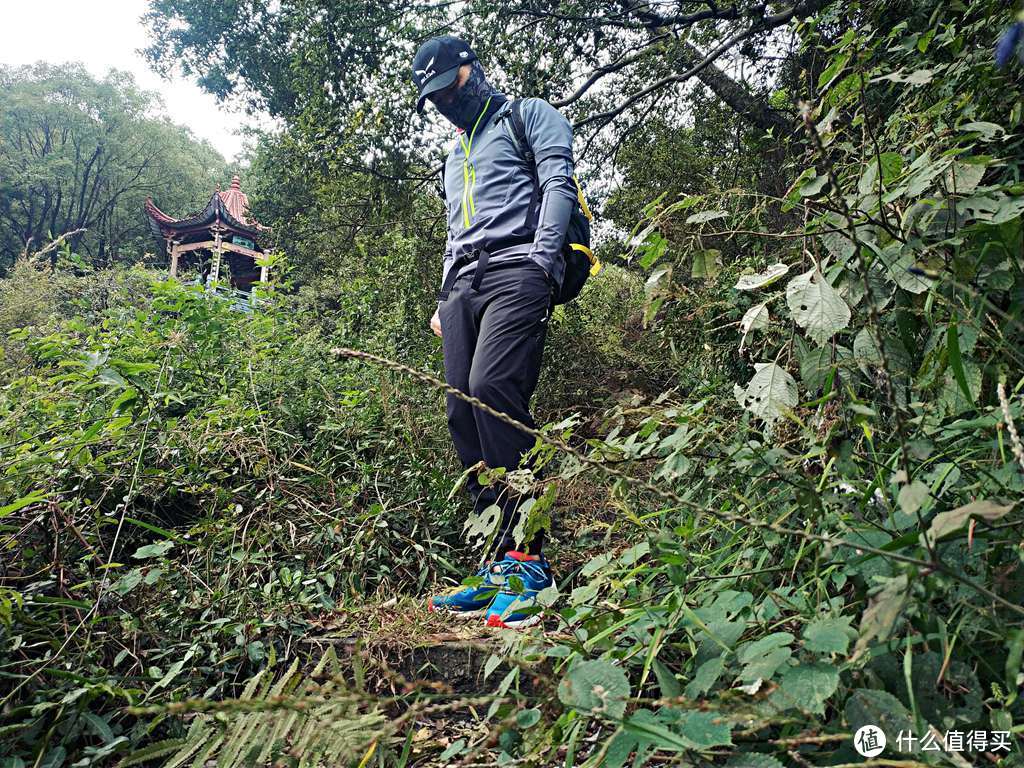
left=523, top=259, right=553, bottom=288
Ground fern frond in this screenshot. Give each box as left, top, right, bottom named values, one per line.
left=141, top=658, right=386, bottom=768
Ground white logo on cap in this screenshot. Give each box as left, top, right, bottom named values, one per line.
left=459, top=51, right=468, bottom=57
left=415, top=55, right=437, bottom=82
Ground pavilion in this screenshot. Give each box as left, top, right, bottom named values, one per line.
left=144, top=175, right=268, bottom=291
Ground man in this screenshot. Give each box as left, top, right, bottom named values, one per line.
left=411, top=35, right=578, bottom=628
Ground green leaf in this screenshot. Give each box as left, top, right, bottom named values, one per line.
left=113, top=568, right=143, bottom=596
left=685, top=655, right=724, bottom=698
left=770, top=663, right=839, bottom=715
left=673, top=711, right=732, bottom=748
left=132, top=540, right=174, bottom=559
left=734, top=263, right=789, bottom=291
left=799, top=174, right=829, bottom=197
left=897, top=480, right=929, bottom=516
left=733, top=363, right=798, bottom=424
left=98, top=367, right=128, bottom=387
left=691, top=249, right=722, bottom=280
left=581, top=552, right=614, bottom=577
left=944, top=161, right=987, bottom=194
left=246, top=640, right=265, bottom=663
left=725, top=754, right=786, bottom=768
left=0, top=491, right=46, bottom=517
left=1005, top=629, right=1024, bottom=701
left=439, top=740, right=467, bottom=761
left=558, top=659, right=631, bottom=720
left=516, top=708, right=541, bottom=728
left=81, top=711, right=115, bottom=743
left=845, top=689, right=915, bottom=738
left=798, top=344, right=840, bottom=393
left=853, top=574, right=909, bottom=660
left=924, top=500, right=1014, bottom=548
left=946, top=318, right=973, bottom=404
left=786, top=268, right=851, bottom=346
left=877, top=152, right=904, bottom=185
left=803, top=615, right=854, bottom=655
left=959, top=121, right=1004, bottom=140
left=651, top=659, right=681, bottom=698
left=817, top=53, right=850, bottom=90
left=737, top=633, right=793, bottom=683
left=622, top=709, right=697, bottom=752
left=685, top=209, right=728, bottom=225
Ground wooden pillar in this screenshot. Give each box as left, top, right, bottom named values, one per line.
left=209, top=230, right=223, bottom=289
left=169, top=240, right=180, bottom=278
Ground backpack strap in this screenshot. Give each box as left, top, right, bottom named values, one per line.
left=502, top=98, right=541, bottom=230
left=508, top=99, right=535, bottom=177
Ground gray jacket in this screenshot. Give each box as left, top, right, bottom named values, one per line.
left=442, top=96, right=577, bottom=291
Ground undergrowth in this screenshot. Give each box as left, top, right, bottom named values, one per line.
left=2, top=1, right=1024, bottom=766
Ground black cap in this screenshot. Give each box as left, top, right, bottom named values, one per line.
left=411, top=35, right=477, bottom=114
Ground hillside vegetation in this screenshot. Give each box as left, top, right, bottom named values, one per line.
left=2, top=0, right=1023, bottom=766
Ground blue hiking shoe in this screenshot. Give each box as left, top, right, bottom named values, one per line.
left=428, top=560, right=508, bottom=618
left=484, top=551, right=554, bottom=629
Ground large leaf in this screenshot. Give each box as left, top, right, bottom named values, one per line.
left=944, top=161, right=987, bottom=194
left=739, top=302, right=770, bottom=351
left=924, top=500, right=1015, bottom=548
left=786, top=268, right=851, bottom=345
left=803, top=615, right=854, bottom=655
left=685, top=656, right=724, bottom=698
left=691, top=249, right=722, bottom=280
left=463, top=503, right=501, bottom=546
left=669, top=710, right=733, bottom=748
left=897, top=480, right=929, bottom=516
left=734, top=263, right=789, bottom=291
left=737, top=632, right=793, bottom=683
left=623, top=709, right=697, bottom=751
left=558, top=659, right=630, bottom=720
left=734, top=363, right=798, bottom=423
left=725, top=755, right=786, bottom=768
left=845, top=689, right=915, bottom=739
left=686, top=209, right=728, bottom=225
left=852, top=574, right=909, bottom=660
left=132, top=541, right=174, bottom=559
left=770, top=662, right=840, bottom=715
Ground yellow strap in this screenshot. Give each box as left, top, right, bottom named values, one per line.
left=570, top=243, right=602, bottom=275
left=572, top=174, right=594, bottom=222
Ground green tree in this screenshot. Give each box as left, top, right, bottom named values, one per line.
left=0, top=62, right=228, bottom=272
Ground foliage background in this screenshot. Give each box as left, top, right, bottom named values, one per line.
left=2, top=0, right=1024, bottom=766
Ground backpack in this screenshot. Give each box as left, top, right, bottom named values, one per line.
left=503, top=98, right=600, bottom=305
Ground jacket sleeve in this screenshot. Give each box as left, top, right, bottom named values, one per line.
left=521, top=97, right=577, bottom=285
left=439, top=226, right=456, bottom=301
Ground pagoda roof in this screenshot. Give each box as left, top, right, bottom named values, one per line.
left=145, top=176, right=264, bottom=241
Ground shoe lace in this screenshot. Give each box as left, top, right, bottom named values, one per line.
left=499, top=559, right=549, bottom=586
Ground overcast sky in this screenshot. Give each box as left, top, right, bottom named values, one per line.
left=0, top=0, right=266, bottom=162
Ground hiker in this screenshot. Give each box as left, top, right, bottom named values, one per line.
left=411, top=35, right=578, bottom=628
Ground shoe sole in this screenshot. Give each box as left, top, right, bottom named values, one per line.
left=427, top=599, right=488, bottom=619
left=485, top=612, right=543, bottom=630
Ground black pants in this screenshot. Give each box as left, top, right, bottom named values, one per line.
left=439, top=258, right=555, bottom=559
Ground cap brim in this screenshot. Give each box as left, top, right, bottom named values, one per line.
left=415, top=66, right=459, bottom=113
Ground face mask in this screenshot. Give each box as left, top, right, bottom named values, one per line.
left=433, top=60, right=500, bottom=131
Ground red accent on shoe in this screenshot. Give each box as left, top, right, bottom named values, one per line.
left=427, top=598, right=435, bottom=613
left=486, top=614, right=509, bottom=628
left=505, top=550, right=541, bottom=561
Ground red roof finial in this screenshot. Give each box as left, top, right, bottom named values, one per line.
left=231, top=175, right=241, bottom=190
